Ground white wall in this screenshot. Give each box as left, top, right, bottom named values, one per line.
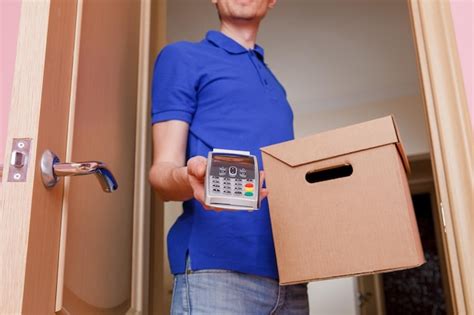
left=165, top=0, right=430, bottom=314
left=166, top=0, right=429, bottom=155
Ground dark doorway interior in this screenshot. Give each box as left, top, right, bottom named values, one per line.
left=382, top=192, right=447, bottom=315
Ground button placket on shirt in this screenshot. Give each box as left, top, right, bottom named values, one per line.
left=248, top=49, right=270, bottom=90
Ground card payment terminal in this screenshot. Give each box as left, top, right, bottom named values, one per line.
left=204, top=149, right=260, bottom=210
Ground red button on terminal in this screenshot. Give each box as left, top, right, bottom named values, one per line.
left=245, top=183, right=254, bottom=188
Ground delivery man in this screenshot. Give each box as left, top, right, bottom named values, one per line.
left=149, top=0, right=309, bottom=313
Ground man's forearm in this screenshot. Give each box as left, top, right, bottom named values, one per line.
left=149, top=162, right=194, bottom=201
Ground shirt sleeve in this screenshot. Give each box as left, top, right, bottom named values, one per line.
left=151, top=43, right=197, bottom=125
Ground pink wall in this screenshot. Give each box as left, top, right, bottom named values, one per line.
left=0, top=1, right=22, bottom=166
left=450, top=0, right=474, bottom=132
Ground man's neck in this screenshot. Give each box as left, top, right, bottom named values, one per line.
left=220, top=21, right=260, bottom=50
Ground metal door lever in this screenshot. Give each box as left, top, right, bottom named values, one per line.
left=40, top=149, right=118, bottom=192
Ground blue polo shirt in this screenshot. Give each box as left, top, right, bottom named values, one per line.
left=151, top=30, right=294, bottom=280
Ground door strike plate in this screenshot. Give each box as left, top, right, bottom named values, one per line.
left=7, top=138, right=32, bottom=182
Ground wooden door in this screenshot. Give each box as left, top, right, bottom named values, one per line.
left=0, top=0, right=150, bottom=314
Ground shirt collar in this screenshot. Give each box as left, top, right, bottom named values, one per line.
left=205, top=30, right=265, bottom=60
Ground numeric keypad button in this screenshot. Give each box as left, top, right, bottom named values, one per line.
left=229, top=166, right=238, bottom=177
left=219, top=167, right=227, bottom=176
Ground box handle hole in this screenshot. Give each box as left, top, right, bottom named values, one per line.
left=305, top=163, right=353, bottom=183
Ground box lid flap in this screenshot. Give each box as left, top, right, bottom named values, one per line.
left=261, top=115, right=411, bottom=173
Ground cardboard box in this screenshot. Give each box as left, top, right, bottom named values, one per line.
left=260, top=115, right=425, bottom=285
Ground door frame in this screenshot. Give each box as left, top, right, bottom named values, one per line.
left=129, top=0, right=153, bottom=314
left=407, top=0, right=474, bottom=313
left=147, top=0, right=168, bottom=314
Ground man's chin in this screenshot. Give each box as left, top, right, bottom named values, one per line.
left=230, top=13, right=258, bottom=22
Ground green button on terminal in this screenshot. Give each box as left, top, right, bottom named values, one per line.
left=244, top=192, right=254, bottom=197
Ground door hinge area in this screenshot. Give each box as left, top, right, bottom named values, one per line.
left=439, top=201, right=447, bottom=233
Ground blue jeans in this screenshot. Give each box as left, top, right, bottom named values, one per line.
left=170, top=254, right=309, bottom=314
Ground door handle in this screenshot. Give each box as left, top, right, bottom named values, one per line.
left=40, top=149, right=118, bottom=192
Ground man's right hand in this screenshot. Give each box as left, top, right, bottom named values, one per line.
left=149, top=119, right=268, bottom=210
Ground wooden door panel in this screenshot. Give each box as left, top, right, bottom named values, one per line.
left=0, top=0, right=78, bottom=313
left=59, top=0, right=140, bottom=313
